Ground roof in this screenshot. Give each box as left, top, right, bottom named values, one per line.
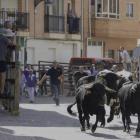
left=70, top=57, right=114, bottom=60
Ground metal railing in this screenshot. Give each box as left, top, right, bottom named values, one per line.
left=0, top=11, right=29, bottom=31
left=44, top=14, right=65, bottom=32
left=67, top=17, right=80, bottom=34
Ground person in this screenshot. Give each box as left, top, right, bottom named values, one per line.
left=66, top=66, right=75, bottom=97
left=38, top=60, right=62, bottom=106
left=25, top=69, right=37, bottom=103
left=20, top=69, right=26, bottom=100
left=0, top=21, right=12, bottom=36
left=0, top=29, right=15, bottom=96
left=101, top=60, right=108, bottom=70
left=31, top=65, right=36, bottom=76
left=112, top=65, right=118, bottom=73
left=120, top=46, right=131, bottom=71
left=84, top=67, right=91, bottom=75
left=40, top=65, right=47, bottom=96
left=72, top=66, right=88, bottom=90
left=68, top=9, right=75, bottom=33
left=24, top=64, right=31, bottom=98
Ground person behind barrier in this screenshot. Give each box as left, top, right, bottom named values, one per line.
left=0, top=29, right=15, bottom=96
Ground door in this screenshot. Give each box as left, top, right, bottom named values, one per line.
left=62, top=44, right=74, bottom=63
left=48, top=48, right=56, bottom=61
left=87, top=41, right=103, bottom=57
left=27, top=48, right=35, bottom=64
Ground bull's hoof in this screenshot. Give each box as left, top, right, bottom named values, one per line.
left=100, top=123, right=105, bottom=128
left=126, top=130, right=131, bottom=133
left=136, top=131, right=139, bottom=135
left=91, top=128, right=95, bottom=133
left=123, top=129, right=126, bottom=132
left=86, top=126, right=90, bottom=130
left=81, top=127, right=85, bottom=131
left=107, top=117, right=113, bottom=123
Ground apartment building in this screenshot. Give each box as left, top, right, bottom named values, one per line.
left=84, top=0, right=140, bottom=62
left=0, top=0, right=82, bottom=64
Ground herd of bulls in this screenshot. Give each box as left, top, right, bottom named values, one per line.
left=67, top=69, right=140, bottom=134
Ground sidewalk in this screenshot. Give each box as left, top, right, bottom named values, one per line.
left=0, top=94, right=76, bottom=140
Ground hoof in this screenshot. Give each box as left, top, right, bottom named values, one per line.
left=100, top=124, right=105, bottom=128
left=107, top=118, right=113, bottom=123
left=126, top=130, right=131, bottom=133
left=91, top=128, right=95, bottom=133
left=86, top=126, right=90, bottom=130
left=136, top=131, right=139, bottom=135
left=123, top=129, right=126, bottom=132
left=81, top=127, right=85, bottom=131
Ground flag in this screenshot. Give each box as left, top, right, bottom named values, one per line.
left=34, top=0, right=43, bottom=8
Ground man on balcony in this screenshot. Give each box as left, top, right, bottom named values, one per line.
left=68, top=9, right=75, bottom=34
left=0, top=21, right=12, bottom=36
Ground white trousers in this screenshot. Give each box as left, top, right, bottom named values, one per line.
left=27, top=87, right=34, bottom=101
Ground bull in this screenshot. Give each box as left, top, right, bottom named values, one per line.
left=118, top=82, right=140, bottom=134
left=95, top=69, right=121, bottom=123
left=77, top=75, right=96, bottom=88
left=67, top=82, right=116, bottom=132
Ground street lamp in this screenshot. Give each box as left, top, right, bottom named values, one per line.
left=45, top=0, right=54, bottom=6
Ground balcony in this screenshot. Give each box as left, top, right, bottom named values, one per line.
left=44, top=14, right=65, bottom=39
left=0, top=11, right=30, bottom=36
left=67, top=17, right=81, bottom=40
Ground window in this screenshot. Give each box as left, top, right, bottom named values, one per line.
left=108, top=50, right=114, bottom=58
left=91, top=0, right=120, bottom=19
left=126, top=3, right=134, bottom=18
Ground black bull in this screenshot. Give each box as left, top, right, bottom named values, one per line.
left=67, top=82, right=106, bottom=132
left=118, top=82, right=140, bottom=134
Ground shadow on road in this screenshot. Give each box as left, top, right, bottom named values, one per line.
left=87, top=132, right=120, bottom=139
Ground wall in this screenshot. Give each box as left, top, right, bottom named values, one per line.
left=1, top=0, right=18, bottom=9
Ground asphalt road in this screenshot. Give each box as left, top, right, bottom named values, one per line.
left=0, top=95, right=140, bottom=140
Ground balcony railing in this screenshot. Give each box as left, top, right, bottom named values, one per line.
left=67, top=17, right=80, bottom=34
left=0, top=11, right=29, bottom=31
left=44, top=14, right=65, bottom=32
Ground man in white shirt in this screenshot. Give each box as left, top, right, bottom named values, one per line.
left=120, top=46, right=131, bottom=71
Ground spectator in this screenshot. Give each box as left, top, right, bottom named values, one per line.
left=0, top=21, right=12, bottom=36
left=38, top=60, right=62, bottom=106
left=84, top=67, right=91, bottom=75
left=120, top=46, right=131, bottom=71
left=25, top=70, right=37, bottom=103
left=101, top=60, right=108, bottom=70
left=112, top=65, right=118, bottom=73
left=20, top=69, right=26, bottom=100
left=72, top=66, right=88, bottom=91
left=31, top=65, right=36, bottom=76
left=68, top=9, right=75, bottom=34
left=24, top=64, right=31, bottom=98
left=66, top=66, right=75, bottom=97
left=0, top=29, right=15, bottom=96
left=93, top=65, right=99, bottom=75
left=40, top=65, right=47, bottom=96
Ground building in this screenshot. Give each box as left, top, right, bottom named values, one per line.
left=0, top=0, right=82, bottom=64
left=83, top=0, right=140, bottom=62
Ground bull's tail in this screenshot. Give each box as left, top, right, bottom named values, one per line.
left=67, top=102, right=77, bottom=117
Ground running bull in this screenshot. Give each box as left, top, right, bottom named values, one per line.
left=67, top=82, right=116, bottom=132
left=118, top=82, right=140, bottom=134
left=96, top=70, right=122, bottom=123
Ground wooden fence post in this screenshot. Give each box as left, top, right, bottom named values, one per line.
left=139, top=56, right=140, bottom=82
left=61, top=66, right=64, bottom=95
left=12, top=37, right=20, bottom=116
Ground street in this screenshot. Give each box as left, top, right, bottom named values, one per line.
left=0, top=95, right=140, bottom=140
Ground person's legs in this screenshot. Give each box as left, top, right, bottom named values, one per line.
left=20, top=86, right=23, bottom=100
left=28, top=87, right=34, bottom=102
left=69, top=20, right=73, bottom=33
left=40, top=85, right=43, bottom=95
left=127, top=63, right=131, bottom=71
left=44, top=85, right=47, bottom=95
left=4, top=65, right=10, bottom=93
left=0, top=72, right=6, bottom=93
left=52, top=84, right=59, bottom=105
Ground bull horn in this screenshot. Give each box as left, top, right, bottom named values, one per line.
left=132, top=84, right=137, bottom=91
left=104, top=86, right=116, bottom=93
left=101, top=73, right=106, bottom=77
left=85, top=84, right=93, bottom=89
